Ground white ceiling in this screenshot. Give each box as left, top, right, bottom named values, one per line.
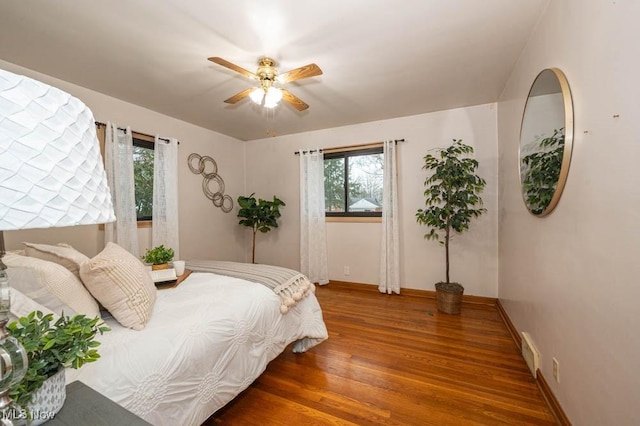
left=0, top=0, right=549, bottom=141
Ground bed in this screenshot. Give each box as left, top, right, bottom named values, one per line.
left=5, top=244, right=328, bottom=426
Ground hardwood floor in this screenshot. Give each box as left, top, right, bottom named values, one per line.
left=206, top=282, right=557, bottom=425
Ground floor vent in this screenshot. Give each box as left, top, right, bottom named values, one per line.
left=521, top=332, right=540, bottom=378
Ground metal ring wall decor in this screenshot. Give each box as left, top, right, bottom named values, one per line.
left=188, top=153, right=233, bottom=213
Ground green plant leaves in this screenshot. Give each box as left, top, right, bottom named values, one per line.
left=237, top=193, right=285, bottom=231
left=237, top=195, right=285, bottom=231
left=8, top=312, right=110, bottom=407
left=141, top=245, right=175, bottom=264
left=521, top=128, right=565, bottom=214
left=416, top=140, right=486, bottom=239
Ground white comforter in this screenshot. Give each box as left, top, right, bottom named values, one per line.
left=65, top=272, right=328, bottom=425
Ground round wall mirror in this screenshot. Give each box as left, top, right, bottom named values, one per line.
left=519, top=68, right=574, bottom=216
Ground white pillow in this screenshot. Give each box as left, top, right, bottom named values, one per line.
left=80, top=242, right=156, bottom=330
left=8, top=287, right=57, bottom=323
left=3, top=252, right=100, bottom=318
left=23, top=242, right=89, bottom=280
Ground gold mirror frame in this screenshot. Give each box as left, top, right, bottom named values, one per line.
left=518, top=68, right=574, bottom=217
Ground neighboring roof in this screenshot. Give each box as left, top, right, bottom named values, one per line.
left=349, top=198, right=381, bottom=210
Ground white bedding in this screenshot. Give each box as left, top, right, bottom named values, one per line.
left=65, top=272, right=328, bottom=425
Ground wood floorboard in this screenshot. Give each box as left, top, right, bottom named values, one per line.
left=205, top=282, right=557, bottom=425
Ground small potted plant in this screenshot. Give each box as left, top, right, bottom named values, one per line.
left=8, top=311, right=110, bottom=423
left=141, top=245, right=175, bottom=270
left=237, top=193, right=286, bottom=264
left=415, top=139, right=486, bottom=314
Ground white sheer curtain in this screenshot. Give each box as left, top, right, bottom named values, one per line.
left=299, top=150, right=329, bottom=285
left=152, top=136, right=180, bottom=259
left=104, top=123, right=139, bottom=255
left=379, top=140, right=400, bottom=294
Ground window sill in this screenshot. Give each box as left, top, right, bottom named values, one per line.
left=326, top=216, right=382, bottom=223
left=98, top=220, right=152, bottom=230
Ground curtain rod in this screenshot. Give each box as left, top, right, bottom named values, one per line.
left=294, top=139, right=405, bottom=155
left=94, top=121, right=178, bottom=144
left=295, top=148, right=323, bottom=155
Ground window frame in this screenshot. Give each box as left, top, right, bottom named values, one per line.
left=324, top=145, right=384, bottom=219
left=132, top=137, right=154, bottom=222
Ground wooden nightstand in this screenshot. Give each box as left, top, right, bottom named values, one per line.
left=47, top=381, right=151, bottom=425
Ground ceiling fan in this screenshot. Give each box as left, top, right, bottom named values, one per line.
left=208, top=56, right=322, bottom=111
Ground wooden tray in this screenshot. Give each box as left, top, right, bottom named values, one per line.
left=155, top=269, right=192, bottom=290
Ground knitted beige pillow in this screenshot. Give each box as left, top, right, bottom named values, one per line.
left=80, top=242, right=156, bottom=330
left=3, top=252, right=100, bottom=318
left=23, top=242, right=90, bottom=280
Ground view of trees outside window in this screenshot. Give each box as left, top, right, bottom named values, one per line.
left=324, top=149, right=383, bottom=215
left=133, top=141, right=154, bottom=220
left=348, top=153, right=383, bottom=210
left=324, top=157, right=346, bottom=212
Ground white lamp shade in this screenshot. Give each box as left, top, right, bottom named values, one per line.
left=0, top=68, right=115, bottom=230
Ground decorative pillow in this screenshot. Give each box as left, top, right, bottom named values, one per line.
left=79, top=242, right=156, bottom=330
left=2, top=252, right=100, bottom=318
left=8, top=287, right=57, bottom=323
left=23, top=242, right=89, bottom=280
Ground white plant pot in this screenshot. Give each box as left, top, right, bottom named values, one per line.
left=27, top=368, right=66, bottom=425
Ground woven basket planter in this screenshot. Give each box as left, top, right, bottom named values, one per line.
left=435, top=282, right=464, bottom=315
left=151, top=263, right=169, bottom=271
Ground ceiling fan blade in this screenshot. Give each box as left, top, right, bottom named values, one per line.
left=224, top=87, right=254, bottom=104
left=281, top=89, right=309, bottom=111
left=208, top=57, right=257, bottom=79
left=277, top=63, right=322, bottom=83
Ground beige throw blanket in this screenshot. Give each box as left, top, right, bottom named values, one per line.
left=185, top=260, right=314, bottom=314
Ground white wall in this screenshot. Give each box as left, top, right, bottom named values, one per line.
left=497, top=0, right=640, bottom=424
left=246, top=104, right=499, bottom=296
left=0, top=60, right=247, bottom=262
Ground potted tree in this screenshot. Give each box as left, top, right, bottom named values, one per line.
left=8, top=311, right=110, bottom=423
left=237, top=193, right=286, bottom=264
left=415, top=139, right=486, bottom=314
left=141, top=245, right=175, bottom=270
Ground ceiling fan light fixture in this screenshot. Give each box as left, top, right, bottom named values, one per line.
left=264, top=87, right=283, bottom=108
left=249, top=87, right=264, bottom=105
left=209, top=56, right=321, bottom=111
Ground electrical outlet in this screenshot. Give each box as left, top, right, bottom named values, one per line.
left=553, top=357, right=560, bottom=383
left=343, top=266, right=350, bottom=276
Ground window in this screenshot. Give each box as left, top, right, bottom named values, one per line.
left=95, top=123, right=156, bottom=227
left=132, top=137, right=154, bottom=221
left=324, top=146, right=384, bottom=217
